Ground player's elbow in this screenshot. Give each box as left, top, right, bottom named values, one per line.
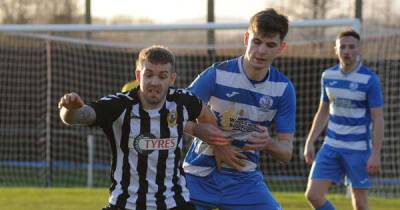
left=59, top=107, right=74, bottom=125
left=281, top=151, right=293, bottom=163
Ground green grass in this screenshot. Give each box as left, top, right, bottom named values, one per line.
left=0, top=188, right=399, bottom=210
left=0, top=188, right=108, bottom=210
left=0, top=166, right=109, bottom=187
left=275, top=192, right=400, bottom=210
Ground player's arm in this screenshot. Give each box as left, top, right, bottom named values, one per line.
left=58, top=92, right=96, bottom=126
left=366, top=74, right=384, bottom=175
left=367, top=106, right=384, bottom=174
left=198, top=104, right=247, bottom=170
left=184, top=103, right=229, bottom=146
left=183, top=103, right=246, bottom=170
left=266, top=132, right=293, bottom=163
left=304, top=101, right=329, bottom=165
left=243, top=126, right=294, bottom=163
left=245, top=80, right=296, bottom=163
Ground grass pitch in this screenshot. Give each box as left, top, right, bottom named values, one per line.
left=0, top=188, right=398, bottom=210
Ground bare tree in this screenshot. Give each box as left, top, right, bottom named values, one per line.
left=0, top=0, right=82, bottom=24
left=276, top=0, right=338, bottom=20
left=272, top=0, right=340, bottom=40
left=0, top=0, right=35, bottom=24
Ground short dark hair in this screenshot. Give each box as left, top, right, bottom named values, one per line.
left=248, top=8, right=289, bottom=40
left=337, top=29, right=360, bottom=41
left=136, top=45, right=175, bottom=72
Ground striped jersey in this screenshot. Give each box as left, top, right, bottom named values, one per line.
left=183, top=56, right=296, bottom=176
left=321, top=63, right=384, bottom=151
left=89, top=87, right=202, bottom=210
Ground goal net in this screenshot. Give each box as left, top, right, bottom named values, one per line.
left=0, top=19, right=399, bottom=196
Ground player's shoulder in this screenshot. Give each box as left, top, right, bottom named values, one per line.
left=167, top=87, right=196, bottom=99
left=105, top=92, right=135, bottom=101
left=321, top=65, right=340, bottom=78
left=358, top=64, right=377, bottom=76
left=324, top=64, right=340, bottom=73
left=357, top=65, right=381, bottom=85
left=167, top=87, right=202, bottom=107
left=269, top=66, right=293, bottom=84
left=211, top=57, right=240, bottom=73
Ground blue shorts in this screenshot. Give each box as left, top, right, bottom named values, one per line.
left=309, top=144, right=372, bottom=189
left=186, top=169, right=281, bottom=210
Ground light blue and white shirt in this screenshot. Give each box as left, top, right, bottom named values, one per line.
left=183, top=56, right=296, bottom=176
left=321, top=62, right=383, bottom=151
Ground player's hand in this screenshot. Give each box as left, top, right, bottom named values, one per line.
left=58, top=92, right=84, bottom=110
left=243, top=125, right=272, bottom=151
left=367, top=152, right=381, bottom=175
left=213, top=145, right=247, bottom=171
left=192, top=123, right=230, bottom=146
left=303, top=141, right=315, bottom=166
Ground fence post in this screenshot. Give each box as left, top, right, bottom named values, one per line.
left=87, top=135, right=94, bottom=188
left=45, top=33, right=53, bottom=187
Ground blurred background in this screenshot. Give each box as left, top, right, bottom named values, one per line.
left=0, top=0, right=399, bottom=199
left=1, top=0, right=399, bottom=28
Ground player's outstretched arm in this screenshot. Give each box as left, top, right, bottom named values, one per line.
left=58, top=92, right=96, bottom=126
left=185, top=122, right=230, bottom=146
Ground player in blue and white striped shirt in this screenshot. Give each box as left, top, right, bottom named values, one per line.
left=183, top=8, right=296, bottom=210
left=304, top=30, right=384, bottom=210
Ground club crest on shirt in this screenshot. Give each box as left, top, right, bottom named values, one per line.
left=167, top=110, right=177, bottom=127
left=128, top=133, right=178, bottom=155
left=349, top=82, right=358, bottom=91
left=259, top=95, right=273, bottom=111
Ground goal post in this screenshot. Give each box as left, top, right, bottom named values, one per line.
left=1, top=18, right=399, bottom=197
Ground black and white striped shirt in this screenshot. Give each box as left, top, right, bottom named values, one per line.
left=90, top=87, right=202, bottom=210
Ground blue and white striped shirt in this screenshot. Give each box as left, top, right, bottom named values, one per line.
left=183, top=56, right=296, bottom=176
left=321, top=63, right=383, bottom=151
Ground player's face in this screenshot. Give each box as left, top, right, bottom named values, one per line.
left=243, top=31, right=286, bottom=72
left=335, top=36, right=360, bottom=69
left=136, top=60, right=176, bottom=109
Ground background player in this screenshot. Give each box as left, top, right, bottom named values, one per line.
left=304, top=29, right=384, bottom=210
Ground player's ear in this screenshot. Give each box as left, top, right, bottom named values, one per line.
left=244, top=31, right=249, bottom=48
left=334, top=40, right=339, bottom=56
left=278, top=41, right=287, bottom=54
left=169, top=72, right=176, bottom=86
left=334, top=46, right=339, bottom=57
left=135, top=70, right=141, bottom=82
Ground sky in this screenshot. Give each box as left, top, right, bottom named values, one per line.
left=85, top=0, right=271, bottom=23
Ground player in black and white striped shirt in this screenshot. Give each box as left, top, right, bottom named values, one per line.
left=58, top=46, right=229, bottom=210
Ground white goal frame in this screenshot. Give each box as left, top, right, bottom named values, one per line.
left=0, top=18, right=361, bottom=188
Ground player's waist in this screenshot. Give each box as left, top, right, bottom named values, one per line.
left=324, top=136, right=369, bottom=150
left=183, top=154, right=259, bottom=176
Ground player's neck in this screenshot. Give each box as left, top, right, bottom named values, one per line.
left=243, top=58, right=270, bottom=81
left=340, top=62, right=359, bottom=74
